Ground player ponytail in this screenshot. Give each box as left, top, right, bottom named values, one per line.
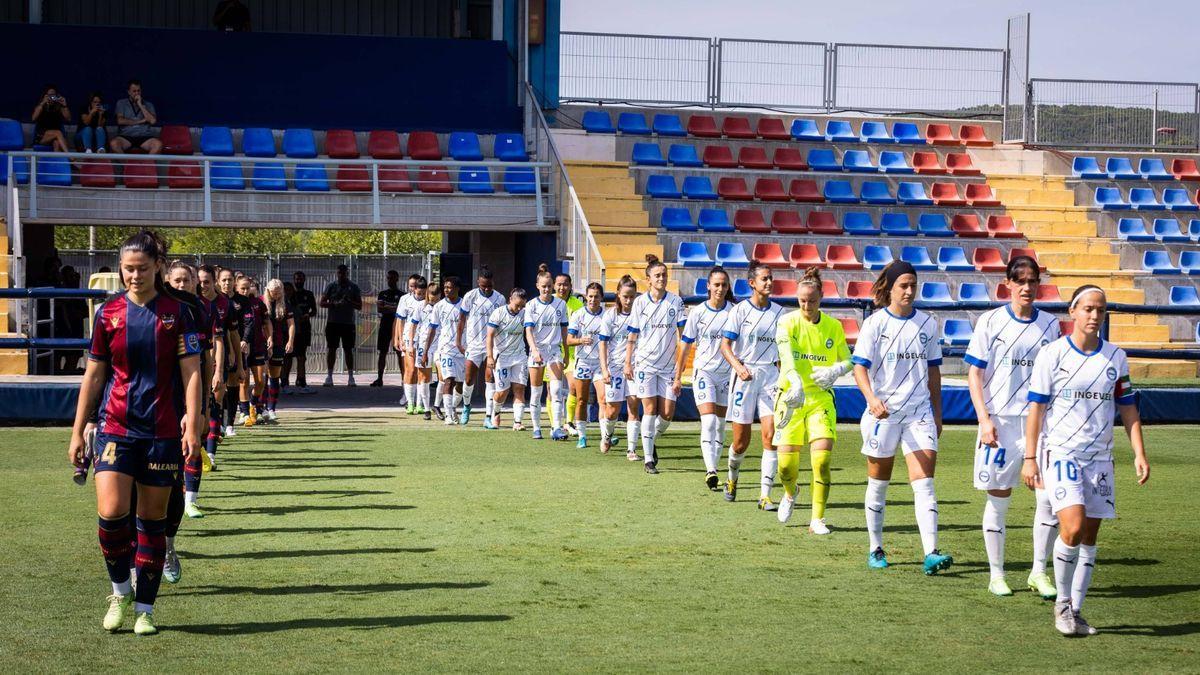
left=117, top=229, right=166, bottom=290
left=798, top=266, right=823, bottom=295
left=265, top=278, right=287, bottom=320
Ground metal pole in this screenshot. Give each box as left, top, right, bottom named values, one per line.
left=28, top=156, right=37, bottom=218
left=1152, top=89, right=1158, bottom=148
left=88, top=225, right=95, bottom=251
left=202, top=159, right=212, bottom=222
left=533, top=166, right=545, bottom=228
left=383, top=231, right=389, bottom=257
left=371, top=163, right=381, bottom=225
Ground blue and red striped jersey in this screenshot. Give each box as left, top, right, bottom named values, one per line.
left=267, top=299, right=293, bottom=345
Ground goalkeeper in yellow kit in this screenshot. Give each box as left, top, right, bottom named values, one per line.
left=773, top=267, right=852, bottom=533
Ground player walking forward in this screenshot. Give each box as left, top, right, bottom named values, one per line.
left=486, top=288, right=530, bottom=430
left=597, top=275, right=641, bottom=460
left=525, top=264, right=570, bottom=440
left=395, top=274, right=423, bottom=414
left=457, top=266, right=504, bottom=427
left=963, top=256, right=1061, bottom=597
left=1024, top=285, right=1149, bottom=637
left=566, top=282, right=607, bottom=449
left=428, top=278, right=466, bottom=426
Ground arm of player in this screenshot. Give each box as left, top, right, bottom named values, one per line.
left=456, top=309, right=468, bottom=354
left=486, top=325, right=497, bottom=371
left=853, top=364, right=888, bottom=420
left=966, top=365, right=995, bottom=446
left=285, top=317, right=295, bottom=353
left=525, top=325, right=542, bottom=364
left=720, top=336, right=750, bottom=382
left=68, top=358, right=108, bottom=467
left=598, top=335, right=612, bottom=385
left=180, top=354, right=204, bottom=463
left=623, top=331, right=637, bottom=381
left=1119, top=403, right=1149, bottom=485
left=1022, top=402, right=1045, bottom=490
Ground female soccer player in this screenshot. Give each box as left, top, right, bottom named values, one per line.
left=198, top=265, right=233, bottom=469
left=674, top=266, right=734, bottom=490
left=852, top=261, right=952, bottom=574
left=263, top=279, right=295, bottom=424
left=486, top=287, right=530, bottom=430
left=68, top=231, right=204, bottom=636
left=554, top=272, right=585, bottom=436
left=236, top=275, right=271, bottom=427
left=625, top=254, right=686, bottom=474
left=427, top=277, right=465, bottom=426
left=217, top=268, right=246, bottom=436
left=457, top=266, right=505, bottom=427
left=525, top=264, right=570, bottom=440
left=964, top=256, right=1062, bottom=598
left=773, top=267, right=851, bottom=532
left=566, top=282, right=606, bottom=449
left=598, top=274, right=640, bottom=460
left=395, top=276, right=427, bottom=415
left=1023, top=285, right=1148, bottom=637
left=410, top=281, right=441, bottom=420
left=720, top=261, right=784, bottom=508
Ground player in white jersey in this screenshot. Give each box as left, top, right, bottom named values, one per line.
left=851, top=261, right=953, bottom=575
left=428, top=277, right=466, bottom=425
left=486, top=287, right=529, bottom=431
left=456, top=266, right=505, bottom=427
left=598, top=274, right=641, bottom=460
left=675, top=267, right=734, bottom=491
left=1024, top=285, right=1148, bottom=637
left=719, top=261, right=785, bottom=509
left=524, top=263, right=570, bottom=440
left=394, top=274, right=424, bottom=414
left=624, top=254, right=686, bottom=475
left=411, top=281, right=442, bottom=420
left=964, top=256, right=1062, bottom=598
left=566, top=283, right=606, bottom=449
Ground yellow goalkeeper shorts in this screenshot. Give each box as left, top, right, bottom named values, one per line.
left=773, top=399, right=837, bottom=447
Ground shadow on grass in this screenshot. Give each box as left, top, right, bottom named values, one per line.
left=247, top=437, right=378, bottom=446
left=202, top=489, right=392, bottom=499
left=825, top=500, right=970, bottom=508
left=188, top=526, right=406, bottom=538
left=215, top=474, right=395, bottom=482
left=1089, top=583, right=1200, bottom=599
left=201, top=504, right=414, bottom=516
left=185, top=546, right=433, bottom=560
left=171, top=581, right=489, bottom=597
left=1101, top=622, right=1200, bottom=637
left=169, top=613, right=512, bottom=635
left=218, top=447, right=369, bottom=454
left=219, top=462, right=399, bottom=470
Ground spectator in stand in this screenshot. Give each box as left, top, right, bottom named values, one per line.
left=288, top=271, right=317, bottom=392
left=32, top=85, right=71, bottom=152
left=372, top=270, right=403, bottom=387
left=110, top=80, right=162, bottom=154
left=321, top=265, right=362, bottom=387
left=213, top=0, right=252, bottom=31
left=76, top=91, right=108, bottom=153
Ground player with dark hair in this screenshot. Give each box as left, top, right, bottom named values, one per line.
left=675, top=266, right=734, bottom=490
left=457, top=265, right=504, bottom=426
left=566, top=282, right=606, bottom=448
left=525, top=264, right=570, bottom=440
left=486, top=287, right=530, bottom=430
left=598, top=275, right=641, bottom=459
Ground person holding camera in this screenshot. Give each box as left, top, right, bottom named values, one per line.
left=110, top=79, right=162, bottom=154
left=77, top=91, right=108, bottom=153
left=32, top=85, right=71, bottom=152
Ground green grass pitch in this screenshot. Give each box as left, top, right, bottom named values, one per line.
left=1, top=417, right=1198, bottom=671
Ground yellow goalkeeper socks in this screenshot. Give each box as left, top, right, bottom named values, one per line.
left=778, top=450, right=801, bottom=499
left=811, top=449, right=832, bottom=519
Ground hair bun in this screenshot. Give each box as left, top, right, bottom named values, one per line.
left=644, top=253, right=660, bottom=265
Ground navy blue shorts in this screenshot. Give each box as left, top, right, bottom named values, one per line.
left=93, top=433, right=182, bottom=487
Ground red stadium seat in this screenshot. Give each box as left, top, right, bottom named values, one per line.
left=845, top=281, right=873, bottom=300
left=160, top=125, right=193, bottom=155
left=416, top=165, right=452, bottom=193
left=926, top=123, right=958, bottom=145
left=722, top=116, right=755, bottom=139
left=688, top=115, right=720, bottom=138
left=1171, top=158, right=1200, bottom=181
left=324, top=130, right=360, bottom=159
left=959, top=124, right=993, bottom=147
left=755, top=178, right=788, bottom=202
left=986, top=215, right=1022, bottom=238
left=839, top=317, right=860, bottom=345
left=738, top=146, right=772, bottom=169
left=123, top=159, right=159, bottom=188
left=1059, top=319, right=1075, bottom=335
left=1008, top=247, right=1045, bottom=271
left=1036, top=285, right=1062, bottom=302
left=822, top=279, right=840, bottom=298
left=965, top=183, right=1001, bottom=207
left=367, top=130, right=403, bottom=159
left=771, top=279, right=799, bottom=298
left=772, top=147, right=807, bottom=171
left=407, top=132, right=442, bottom=160
left=167, top=160, right=202, bottom=188
left=825, top=245, right=862, bottom=270
left=771, top=210, right=806, bottom=234
left=335, top=164, right=371, bottom=191
left=79, top=158, right=116, bottom=188
left=788, top=243, right=823, bottom=268
left=788, top=179, right=823, bottom=203
left=379, top=166, right=412, bottom=192
left=734, top=209, right=771, bottom=233
left=718, top=177, right=752, bottom=201
left=994, top=284, right=1011, bottom=301
left=931, top=182, right=967, bottom=206
left=912, top=151, right=947, bottom=175
left=703, top=145, right=737, bottom=168
left=807, top=210, right=842, bottom=235
left=951, top=214, right=987, bottom=238
left=945, top=153, right=981, bottom=176
left=754, top=243, right=789, bottom=268
left=973, top=247, right=1006, bottom=272
left=757, top=117, right=790, bottom=140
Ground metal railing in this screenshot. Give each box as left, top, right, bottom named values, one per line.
left=715, top=38, right=828, bottom=110
left=1027, top=78, right=1200, bottom=150
left=559, top=31, right=713, bottom=106
left=831, top=43, right=1005, bottom=113
left=1002, top=13, right=1031, bottom=143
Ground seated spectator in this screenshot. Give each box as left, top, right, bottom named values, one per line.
left=214, top=0, right=252, bottom=31
left=76, top=91, right=108, bottom=153
left=32, top=85, right=71, bottom=152
left=110, top=79, right=162, bottom=154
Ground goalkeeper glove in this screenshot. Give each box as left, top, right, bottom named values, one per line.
left=811, top=362, right=851, bottom=390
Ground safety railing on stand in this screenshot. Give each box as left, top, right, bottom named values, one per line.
left=1028, top=78, right=1200, bottom=150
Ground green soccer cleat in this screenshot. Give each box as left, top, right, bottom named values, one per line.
left=406, top=404, right=416, bottom=415
left=102, top=593, right=132, bottom=631
left=133, top=611, right=158, bottom=636
left=989, top=577, right=1014, bottom=597
left=184, top=503, right=205, bottom=519
left=1027, top=571, right=1057, bottom=599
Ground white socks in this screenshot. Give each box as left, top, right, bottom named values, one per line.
left=529, top=385, right=544, bottom=431
left=184, top=491, right=197, bottom=506
left=982, top=494, right=1011, bottom=579
left=1053, top=537, right=1079, bottom=603
left=452, top=391, right=463, bottom=411
left=1073, top=544, right=1097, bottom=612
left=548, top=380, right=563, bottom=429
left=760, top=449, right=778, bottom=499
left=627, top=419, right=639, bottom=452
left=865, top=478, right=888, bottom=552
left=641, top=416, right=657, bottom=463
left=512, top=400, right=525, bottom=426
left=911, top=477, right=939, bottom=556
left=1032, top=489, right=1058, bottom=573
left=405, top=384, right=417, bottom=406
left=600, top=418, right=616, bottom=443
left=442, top=393, right=454, bottom=416
left=656, top=416, right=671, bottom=437
left=699, top=413, right=718, bottom=472
left=484, top=382, right=495, bottom=418
left=576, top=419, right=587, bottom=439
left=462, top=383, right=475, bottom=408
left=727, top=450, right=744, bottom=484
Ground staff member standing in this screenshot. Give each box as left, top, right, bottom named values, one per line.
left=372, top=270, right=404, bottom=387
left=288, top=271, right=317, bottom=393
left=321, top=265, right=362, bottom=387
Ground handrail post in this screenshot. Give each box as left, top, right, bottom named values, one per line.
left=371, top=162, right=381, bottom=225
left=202, top=159, right=212, bottom=222
left=533, top=166, right=545, bottom=228
left=28, top=155, right=37, bottom=218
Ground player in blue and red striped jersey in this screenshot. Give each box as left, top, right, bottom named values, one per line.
left=198, top=264, right=235, bottom=468
left=218, top=268, right=248, bottom=436
left=262, top=278, right=295, bottom=423
left=68, top=230, right=204, bottom=636
left=235, top=275, right=272, bottom=426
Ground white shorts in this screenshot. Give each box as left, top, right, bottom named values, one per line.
left=416, top=345, right=430, bottom=368
left=573, top=359, right=601, bottom=381
left=860, top=408, right=938, bottom=458
left=692, top=368, right=731, bottom=408
left=973, top=415, right=1025, bottom=490
left=634, top=369, right=677, bottom=401
left=465, top=346, right=487, bottom=368
left=1043, top=455, right=1116, bottom=519
left=603, top=372, right=629, bottom=403
left=493, top=359, right=529, bottom=392
left=436, top=352, right=466, bottom=381
left=528, top=347, right=564, bottom=368
left=726, top=364, right=779, bottom=425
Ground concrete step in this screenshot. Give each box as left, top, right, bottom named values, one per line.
left=564, top=161, right=631, bottom=179
left=993, top=188, right=1076, bottom=207
left=601, top=243, right=665, bottom=263
left=1024, top=236, right=1115, bottom=256
left=1017, top=220, right=1098, bottom=237
left=1111, top=313, right=1172, bottom=327
left=1038, top=251, right=1121, bottom=271
left=1109, top=323, right=1172, bottom=343
left=0, top=350, right=27, bottom=376
left=1128, top=358, right=1198, bottom=379
left=570, top=173, right=636, bottom=196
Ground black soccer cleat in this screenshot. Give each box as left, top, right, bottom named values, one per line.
left=705, top=471, right=719, bottom=491
left=644, top=461, right=659, bottom=475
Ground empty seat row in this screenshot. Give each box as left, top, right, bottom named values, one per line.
left=661, top=208, right=1020, bottom=238
left=677, top=240, right=1038, bottom=273
left=582, top=111, right=992, bottom=146
left=1095, top=186, right=1198, bottom=211
left=1073, top=156, right=1200, bottom=182
left=645, top=174, right=1001, bottom=206
left=1116, top=217, right=1200, bottom=242
left=165, top=126, right=528, bottom=162
left=1142, top=250, right=1200, bottom=275
left=632, top=143, right=981, bottom=175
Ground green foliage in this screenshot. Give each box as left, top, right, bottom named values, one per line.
left=305, top=230, right=440, bottom=255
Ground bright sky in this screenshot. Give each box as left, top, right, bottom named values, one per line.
left=561, top=0, right=1200, bottom=84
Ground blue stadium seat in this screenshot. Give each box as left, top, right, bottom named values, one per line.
left=716, top=242, right=750, bottom=268
left=1139, top=158, right=1173, bottom=180
left=790, top=119, right=823, bottom=142
left=0, top=154, right=30, bottom=184
left=1190, top=219, right=1200, bottom=241
left=661, top=207, right=695, bottom=231
left=693, top=278, right=709, bottom=297
left=209, top=161, right=244, bottom=189
left=283, top=129, right=318, bottom=159
left=823, top=180, right=858, bottom=204
left=503, top=167, right=537, bottom=194
left=897, top=182, right=934, bottom=205
left=1142, top=250, right=1180, bottom=274
left=879, top=151, right=914, bottom=174
left=678, top=241, right=713, bottom=267
left=1106, top=157, right=1139, bottom=180
left=0, top=119, right=23, bottom=150
left=683, top=176, right=718, bottom=200
left=667, top=144, right=703, bottom=167
left=241, top=128, right=277, bottom=157
left=1117, top=217, right=1154, bottom=241
left=843, top=212, right=880, bottom=236
left=843, top=150, right=877, bottom=173
left=918, top=213, right=954, bottom=237
left=200, top=126, right=235, bottom=156
left=863, top=245, right=893, bottom=270
left=494, top=133, right=528, bottom=161
left=919, top=281, right=953, bottom=302
left=860, top=121, right=894, bottom=143
left=652, top=114, right=686, bottom=137
left=825, top=120, right=857, bottom=143
left=251, top=162, right=287, bottom=190
left=583, top=111, right=614, bottom=133
left=449, top=132, right=484, bottom=161
left=618, top=112, right=651, bottom=135
left=1095, top=187, right=1128, bottom=209
left=1163, top=188, right=1198, bottom=211
left=937, top=246, right=974, bottom=271
left=957, top=282, right=989, bottom=302
left=941, top=318, right=972, bottom=346
left=807, top=148, right=840, bottom=172
left=881, top=212, right=916, bottom=236
left=1169, top=285, right=1200, bottom=305
left=860, top=181, right=895, bottom=205
left=35, top=155, right=71, bottom=186
left=458, top=167, right=493, bottom=194
left=1071, top=157, right=1106, bottom=179
left=732, top=278, right=752, bottom=300
left=632, top=143, right=666, bottom=166
left=646, top=175, right=681, bottom=199
left=1152, top=218, right=1189, bottom=243
left=1129, top=187, right=1165, bottom=210
left=892, top=122, right=925, bottom=144
left=1181, top=251, right=1200, bottom=275
left=900, top=245, right=937, bottom=271
left=295, top=164, right=330, bottom=191
left=698, top=208, right=734, bottom=232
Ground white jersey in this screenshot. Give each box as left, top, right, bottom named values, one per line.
left=965, top=306, right=1061, bottom=418
left=414, top=302, right=439, bottom=349
left=524, top=295, right=568, bottom=353
left=429, top=299, right=463, bottom=355
left=459, top=287, right=504, bottom=353
left=568, top=306, right=606, bottom=364
left=682, top=300, right=734, bottom=377
left=1028, top=337, right=1134, bottom=464
left=722, top=300, right=785, bottom=368
left=598, top=308, right=633, bottom=372
left=628, top=291, right=686, bottom=374
left=851, top=308, right=943, bottom=418
left=395, top=294, right=418, bottom=343
left=486, top=304, right=527, bottom=364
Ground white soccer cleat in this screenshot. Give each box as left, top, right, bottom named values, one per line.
left=808, top=518, right=831, bottom=535
left=1054, top=600, right=1077, bottom=636
left=777, top=493, right=795, bottom=524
